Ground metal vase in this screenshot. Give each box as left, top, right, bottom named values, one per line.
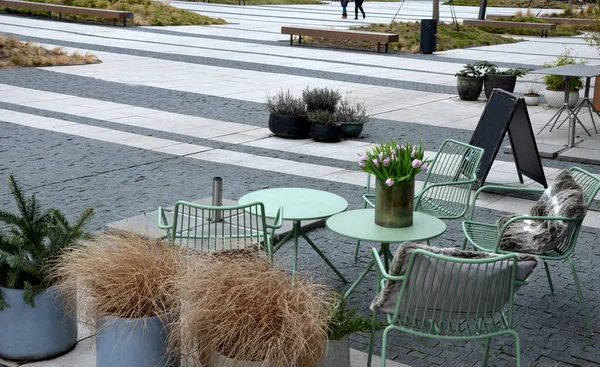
left=0, top=286, right=78, bottom=361
left=375, top=179, right=414, bottom=228
left=96, top=314, right=177, bottom=367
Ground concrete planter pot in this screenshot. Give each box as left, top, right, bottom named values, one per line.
left=0, top=286, right=77, bottom=361
left=524, top=94, right=541, bottom=106
left=545, top=89, right=579, bottom=108
left=483, top=75, right=517, bottom=100
left=268, top=113, right=310, bottom=139
left=456, top=76, right=483, bottom=101
left=317, top=340, right=351, bottom=367
left=212, top=352, right=271, bottom=367
left=340, top=122, right=365, bottom=138
left=97, top=314, right=177, bottom=367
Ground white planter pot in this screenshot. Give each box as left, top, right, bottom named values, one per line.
left=317, top=340, right=351, bottom=367
left=524, top=94, right=540, bottom=106
left=545, top=89, right=579, bottom=108
left=0, top=286, right=77, bottom=361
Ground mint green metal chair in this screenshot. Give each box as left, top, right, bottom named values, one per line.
left=462, top=167, right=600, bottom=335
left=367, top=247, right=532, bottom=367
left=158, top=201, right=283, bottom=259
left=355, top=139, right=484, bottom=261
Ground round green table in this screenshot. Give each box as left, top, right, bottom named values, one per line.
left=326, top=209, right=446, bottom=298
left=239, top=188, right=349, bottom=282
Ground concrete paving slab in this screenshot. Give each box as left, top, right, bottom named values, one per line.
left=558, top=146, right=600, bottom=164
left=504, top=143, right=566, bottom=159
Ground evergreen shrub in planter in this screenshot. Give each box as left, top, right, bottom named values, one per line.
left=0, top=175, right=93, bottom=361
left=455, top=63, right=485, bottom=101
left=477, top=61, right=531, bottom=100
left=543, top=49, right=584, bottom=108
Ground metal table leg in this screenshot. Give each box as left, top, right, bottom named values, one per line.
left=299, top=224, right=347, bottom=283
left=343, top=243, right=390, bottom=299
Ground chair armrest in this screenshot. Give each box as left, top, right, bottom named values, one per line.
left=415, top=179, right=476, bottom=199
left=363, top=194, right=375, bottom=208
left=157, top=206, right=171, bottom=229
left=265, top=207, right=284, bottom=230
left=371, top=248, right=403, bottom=281
left=467, top=185, right=546, bottom=219
left=498, top=215, right=580, bottom=235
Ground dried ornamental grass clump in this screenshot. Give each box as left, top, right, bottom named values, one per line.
left=52, top=233, right=182, bottom=326
left=0, top=36, right=99, bottom=68
left=172, top=254, right=330, bottom=367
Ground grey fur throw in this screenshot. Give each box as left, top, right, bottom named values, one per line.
left=370, top=243, right=538, bottom=316
left=497, top=170, right=586, bottom=254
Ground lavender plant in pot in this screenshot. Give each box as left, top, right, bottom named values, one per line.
left=335, top=95, right=370, bottom=139
left=0, top=175, right=93, bottom=361
left=266, top=90, right=309, bottom=139
left=302, top=86, right=341, bottom=114
left=309, top=109, right=343, bottom=143
left=358, top=141, right=431, bottom=228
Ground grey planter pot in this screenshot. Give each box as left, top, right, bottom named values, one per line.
left=212, top=352, right=269, bottom=367
left=341, top=122, right=365, bottom=138
left=97, top=314, right=177, bottom=367
left=456, top=76, right=484, bottom=101
left=268, top=113, right=310, bottom=139
left=483, top=74, right=517, bottom=100
left=317, top=340, right=351, bottom=367
left=0, top=286, right=77, bottom=361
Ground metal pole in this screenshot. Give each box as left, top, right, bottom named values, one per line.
left=566, top=77, right=576, bottom=148
left=478, top=0, right=487, bottom=20
left=211, top=177, right=223, bottom=222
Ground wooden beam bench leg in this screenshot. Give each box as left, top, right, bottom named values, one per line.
left=385, top=43, right=388, bottom=53
left=124, top=18, right=126, bottom=27
left=48, top=11, right=51, bottom=19
left=290, top=34, right=293, bottom=46
left=377, top=42, right=381, bottom=53
left=59, top=12, right=61, bottom=20
left=299, top=35, right=302, bottom=45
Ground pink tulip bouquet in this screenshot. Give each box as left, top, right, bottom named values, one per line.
left=358, top=141, right=431, bottom=186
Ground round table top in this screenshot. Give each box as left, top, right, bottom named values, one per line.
left=238, top=188, right=348, bottom=221
left=326, top=209, right=446, bottom=243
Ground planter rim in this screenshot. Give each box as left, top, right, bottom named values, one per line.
left=269, top=112, right=308, bottom=118
left=524, top=93, right=540, bottom=97
left=545, top=87, right=580, bottom=92
left=456, top=76, right=483, bottom=80
left=311, top=123, right=342, bottom=127
left=98, top=312, right=171, bottom=322
left=340, top=121, right=365, bottom=125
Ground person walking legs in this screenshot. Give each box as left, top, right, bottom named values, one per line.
left=340, top=0, right=349, bottom=18
left=354, top=0, right=365, bottom=19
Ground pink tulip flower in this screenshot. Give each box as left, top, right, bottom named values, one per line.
left=383, top=157, right=391, bottom=167
left=373, top=159, right=380, bottom=168
left=412, top=159, right=422, bottom=168
left=378, top=152, right=384, bottom=161
left=385, top=178, right=394, bottom=187
left=391, top=149, right=396, bottom=156
left=421, top=164, right=429, bottom=172
left=359, top=161, right=366, bottom=167
left=360, top=155, right=369, bottom=161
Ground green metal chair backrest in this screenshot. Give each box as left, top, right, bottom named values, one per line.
left=386, top=249, right=530, bottom=338
left=414, top=139, right=484, bottom=219
left=546, top=167, right=600, bottom=257
left=157, top=201, right=272, bottom=257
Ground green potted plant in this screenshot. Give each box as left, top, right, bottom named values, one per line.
left=543, top=49, right=585, bottom=108
left=455, top=63, right=485, bottom=101
left=309, top=109, right=343, bottom=142
left=0, top=175, right=93, bottom=361
left=478, top=61, right=531, bottom=99
left=302, top=86, right=342, bottom=113
left=172, top=254, right=329, bottom=366
left=334, top=95, right=370, bottom=139
left=317, top=296, right=374, bottom=367
left=54, top=233, right=181, bottom=367
left=266, top=89, right=309, bottom=139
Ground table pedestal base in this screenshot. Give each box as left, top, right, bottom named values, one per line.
left=343, top=243, right=393, bottom=299
left=275, top=221, right=348, bottom=283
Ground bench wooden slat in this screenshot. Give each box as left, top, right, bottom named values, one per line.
left=486, top=14, right=593, bottom=26
left=281, top=26, right=399, bottom=44
left=463, top=19, right=556, bottom=30
left=0, top=0, right=133, bottom=19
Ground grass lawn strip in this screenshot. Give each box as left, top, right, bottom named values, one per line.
left=443, top=0, right=566, bottom=9
left=1, top=0, right=226, bottom=26
left=301, top=21, right=518, bottom=53
left=481, top=14, right=588, bottom=36
left=0, top=35, right=99, bottom=68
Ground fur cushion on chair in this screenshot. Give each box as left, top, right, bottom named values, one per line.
left=370, top=243, right=537, bottom=318
left=497, top=170, right=586, bottom=254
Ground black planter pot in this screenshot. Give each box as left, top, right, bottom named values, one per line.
left=268, top=113, right=310, bottom=139
left=311, top=124, right=343, bottom=142
left=341, top=122, right=364, bottom=138
left=456, top=76, right=483, bottom=101
left=484, top=75, right=517, bottom=100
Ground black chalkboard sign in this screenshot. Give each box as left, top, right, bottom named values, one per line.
left=469, top=89, right=547, bottom=188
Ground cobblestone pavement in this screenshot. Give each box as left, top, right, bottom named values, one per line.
left=2, top=4, right=600, bottom=366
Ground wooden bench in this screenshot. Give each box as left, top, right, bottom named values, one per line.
left=487, top=14, right=593, bottom=26
left=281, top=26, right=399, bottom=53
left=0, top=0, right=133, bottom=26
left=463, top=19, right=556, bottom=38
